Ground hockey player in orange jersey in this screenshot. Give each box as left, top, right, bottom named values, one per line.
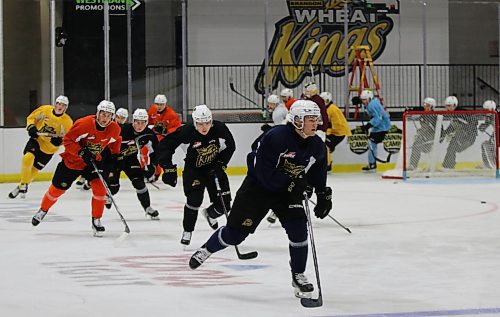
left=31, top=100, right=122, bottom=237
left=146, top=94, right=181, bottom=179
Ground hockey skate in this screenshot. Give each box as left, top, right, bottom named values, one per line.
left=180, top=231, right=192, bottom=245
left=145, top=206, right=160, bottom=220
left=105, top=195, right=112, bottom=209
left=266, top=212, right=277, bottom=224
left=201, top=208, right=218, bottom=230
left=292, top=272, right=314, bottom=299
left=8, top=184, right=28, bottom=199
left=91, top=218, right=105, bottom=237
left=362, top=163, right=377, bottom=172
left=189, top=245, right=212, bottom=269
left=32, top=209, right=47, bottom=226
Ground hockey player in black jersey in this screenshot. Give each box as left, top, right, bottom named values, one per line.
left=106, top=108, right=160, bottom=219
left=157, top=104, right=235, bottom=245
left=189, top=100, right=332, bottom=299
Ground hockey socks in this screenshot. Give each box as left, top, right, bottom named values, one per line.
left=41, top=185, right=66, bottom=211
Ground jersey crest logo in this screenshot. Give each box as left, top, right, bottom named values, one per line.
left=282, top=159, right=305, bottom=178
left=242, top=219, right=253, bottom=227
left=195, top=143, right=219, bottom=167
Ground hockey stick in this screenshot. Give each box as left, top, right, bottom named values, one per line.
left=229, top=77, right=261, bottom=108
left=308, top=42, right=320, bottom=80
left=308, top=199, right=351, bottom=234
left=301, top=194, right=323, bottom=308
left=214, top=175, right=258, bottom=260
left=90, top=159, right=130, bottom=237
left=135, top=135, right=160, bottom=190
left=37, top=132, right=60, bottom=137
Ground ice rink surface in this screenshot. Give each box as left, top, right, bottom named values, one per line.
left=1, top=173, right=500, bottom=317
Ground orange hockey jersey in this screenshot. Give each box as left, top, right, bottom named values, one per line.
left=147, top=104, right=181, bottom=138
left=61, top=115, right=122, bottom=170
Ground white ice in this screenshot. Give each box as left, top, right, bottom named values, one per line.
left=1, top=174, right=500, bottom=317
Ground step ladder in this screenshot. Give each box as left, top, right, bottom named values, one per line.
left=348, top=45, right=384, bottom=119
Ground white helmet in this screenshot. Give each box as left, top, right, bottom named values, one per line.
left=423, top=97, right=436, bottom=108
left=154, top=94, right=167, bottom=104
left=444, top=96, right=458, bottom=107
left=97, top=100, right=116, bottom=115
left=303, top=82, right=318, bottom=97
left=320, top=92, right=332, bottom=104
left=133, top=108, right=148, bottom=121
left=360, top=90, right=374, bottom=100
left=55, top=95, right=69, bottom=106
left=116, top=108, right=129, bottom=119
left=483, top=100, right=496, bottom=111
left=267, top=94, right=280, bottom=104
left=288, top=100, right=321, bottom=129
left=192, top=104, right=212, bottom=123
left=280, top=88, right=293, bottom=98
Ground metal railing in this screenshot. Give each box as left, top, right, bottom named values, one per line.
left=147, top=64, right=499, bottom=119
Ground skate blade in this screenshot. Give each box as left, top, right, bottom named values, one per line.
left=93, top=231, right=104, bottom=238
left=20, top=193, right=26, bottom=199
left=294, top=289, right=313, bottom=299
left=146, top=214, right=160, bottom=220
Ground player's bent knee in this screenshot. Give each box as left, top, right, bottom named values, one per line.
left=221, top=225, right=249, bottom=246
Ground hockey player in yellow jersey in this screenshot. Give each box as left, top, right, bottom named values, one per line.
left=8, top=95, right=73, bottom=199
left=320, top=92, right=351, bottom=172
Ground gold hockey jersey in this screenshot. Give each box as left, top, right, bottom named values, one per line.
left=26, top=105, right=73, bottom=154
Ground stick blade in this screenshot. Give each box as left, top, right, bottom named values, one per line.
left=237, top=251, right=258, bottom=260
left=113, top=231, right=130, bottom=247
left=300, top=297, right=323, bottom=308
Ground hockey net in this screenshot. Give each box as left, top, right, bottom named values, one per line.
left=385, top=110, right=499, bottom=179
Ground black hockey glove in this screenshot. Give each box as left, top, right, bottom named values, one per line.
left=162, top=164, right=177, bottom=187
left=287, top=174, right=312, bottom=201
left=153, top=123, right=166, bottom=135
left=78, top=147, right=96, bottom=166
left=144, top=164, right=156, bottom=180
left=351, top=96, right=362, bottom=106
left=261, top=123, right=272, bottom=132
left=27, top=125, right=39, bottom=139
left=314, top=187, right=332, bottom=219
left=361, top=123, right=372, bottom=134
left=209, top=161, right=227, bottom=177
left=49, top=136, right=63, bottom=146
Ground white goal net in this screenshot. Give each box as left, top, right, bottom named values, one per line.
left=391, top=110, right=499, bottom=179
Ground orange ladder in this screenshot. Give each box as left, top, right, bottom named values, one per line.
left=348, top=45, right=384, bottom=118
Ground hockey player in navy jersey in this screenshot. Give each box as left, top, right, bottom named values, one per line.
left=157, top=105, right=236, bottom=246
left=189, top=100, right=332, bottom=299
left=105, top=109, right=160, bottom=219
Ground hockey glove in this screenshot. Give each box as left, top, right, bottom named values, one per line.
left=351, top=96, right=362, bottom=106
left=261, top=123, right=272, bottom=132
left=162, top=164, right=177, bottom=187
left=314, top=187, right=332, bottom=219
left=49, top=136, right=63, bottom=146
left=287, top=174, right=312, bottom=201
left=209, top=161, right=227, bottom=177
left=78, top=148, right=96, bottom=166
left=153, top=123, right=167, bottom=135
left=27, top=125, right=39, bottom=139
left=361, top=123, right=372, bottom=134
left=144, top=164, right=156, bottom=180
